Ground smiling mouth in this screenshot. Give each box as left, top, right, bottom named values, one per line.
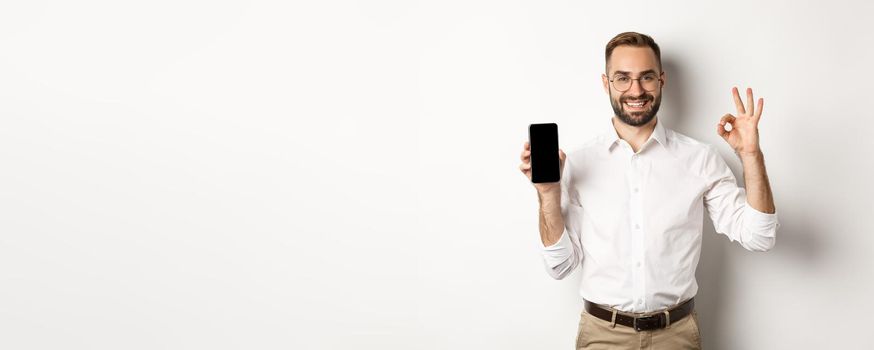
left=624, top=100, right=649, bottom=111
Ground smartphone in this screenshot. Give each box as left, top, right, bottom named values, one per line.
left=528, top=123, right=561, bottom=183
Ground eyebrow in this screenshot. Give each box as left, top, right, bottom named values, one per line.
left=612, top=69, right=658, bottom=76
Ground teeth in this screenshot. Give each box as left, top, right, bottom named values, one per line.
left=626, top=101, right=645, bottom=107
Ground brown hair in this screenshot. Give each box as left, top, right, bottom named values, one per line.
left=605, top=32, right=662, bottom=74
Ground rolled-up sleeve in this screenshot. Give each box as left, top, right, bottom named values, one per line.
left=702, top=145, right=780, bottom=252
left=539, top=155, right=584, bottom=279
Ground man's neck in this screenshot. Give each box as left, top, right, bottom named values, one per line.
left=612, top=116, right=657, bottom=153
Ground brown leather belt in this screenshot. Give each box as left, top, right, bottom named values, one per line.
left=584, top=298, right=694, bottom=332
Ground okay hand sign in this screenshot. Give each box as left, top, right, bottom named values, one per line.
left=718, top=87, right=764, bottom=156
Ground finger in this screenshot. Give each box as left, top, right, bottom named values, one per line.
left=746, top=88, right=755, bottom=117
left=559, top=149, right=566, bottom=161
left=524, top=141, right=530, bottom=150
left=519, top=163, right=531, bottom=171
left=718, top=114, right=735, bottom=138
left=521, top=150, right=530, bottom=161
left=732, top=87, right=746, bottom=115
left=755, top=97, right=764, bottom=119
left=716, top=121, right=729, bottom=139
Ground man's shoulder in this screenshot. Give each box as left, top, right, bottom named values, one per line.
left=664, top=127, right=716, bottom=157
left=665, top=127, right=708, bottom=149
left=662, top=127, right=730, bottom=178
left=565, top=132, right=611, bottom=158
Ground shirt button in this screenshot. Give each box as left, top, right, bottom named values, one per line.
left=636, top=261, right=641, bottom=267
left=638, top=299, right=644, bottom=305
left=633, top=187, right=639, bottom=193
left=634, top=224, right=640, bottom=229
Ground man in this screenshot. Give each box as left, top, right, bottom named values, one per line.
left=518, top=32, right=779, bottom=349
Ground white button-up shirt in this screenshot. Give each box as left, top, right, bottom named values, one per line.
left=541, top=117, right=780, bottom=313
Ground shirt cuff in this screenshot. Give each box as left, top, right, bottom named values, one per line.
left=541, top=226, right=571, bottom=249
left=743, top=204, right=780, bottom=236
left=540, top=227, right=573, bottom=267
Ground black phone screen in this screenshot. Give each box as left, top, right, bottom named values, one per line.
left=528, top=123, right=560, bottom=183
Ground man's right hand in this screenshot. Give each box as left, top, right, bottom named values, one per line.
left=519, top=141, right=566, bottom=194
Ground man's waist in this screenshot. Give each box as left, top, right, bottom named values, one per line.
left=583, top=297, right=695, bottom=332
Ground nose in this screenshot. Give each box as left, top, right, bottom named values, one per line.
left=627, top=78, right=646, bottom=95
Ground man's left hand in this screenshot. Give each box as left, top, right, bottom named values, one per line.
left=718, top=86, right=763, bottom=156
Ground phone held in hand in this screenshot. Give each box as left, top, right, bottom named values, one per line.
left=528, top=123, right=561, bottom=183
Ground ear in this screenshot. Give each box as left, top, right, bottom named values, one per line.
left=602, top=74, right=609, bottom=94
left=660, top=70, right=666, bottom=88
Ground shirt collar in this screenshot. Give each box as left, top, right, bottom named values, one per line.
left=602, top=117, right=667, bottom=152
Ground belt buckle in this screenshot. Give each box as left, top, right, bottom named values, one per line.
left=633, top=314, right=660, bottom=332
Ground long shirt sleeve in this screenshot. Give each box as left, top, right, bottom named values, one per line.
left=702, top=145, right=780, bottom=252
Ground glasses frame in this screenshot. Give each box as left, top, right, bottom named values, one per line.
left=608, top=71, right=665, bottom=92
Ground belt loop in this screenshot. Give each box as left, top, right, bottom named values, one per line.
left=663, top=310, right=671, bottom=329
left=610, top=309, right=617, bottom=328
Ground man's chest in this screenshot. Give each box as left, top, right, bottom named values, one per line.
left=569, top=156, right=709, bottom=234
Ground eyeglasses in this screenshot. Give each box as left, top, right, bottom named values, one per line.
left=609, top=72, right=663, bottom=92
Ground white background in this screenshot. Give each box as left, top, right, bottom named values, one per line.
left=1, top=1, right=872, bottom=349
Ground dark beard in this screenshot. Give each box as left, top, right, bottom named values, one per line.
left=610, top=90, right=661, bottom=127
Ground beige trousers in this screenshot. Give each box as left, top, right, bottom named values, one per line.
left=575, top=308, right=702, bottom=350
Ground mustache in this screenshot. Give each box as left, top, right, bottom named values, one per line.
left=621, top=95, right=653, bottom=103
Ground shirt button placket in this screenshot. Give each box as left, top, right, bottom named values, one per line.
left=629, top=153, right=646, bottom=311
